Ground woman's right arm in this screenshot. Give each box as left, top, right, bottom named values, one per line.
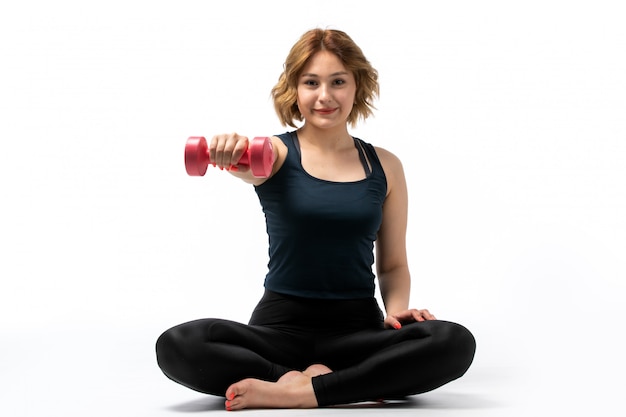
left=209, top=132, right=287, bottom=186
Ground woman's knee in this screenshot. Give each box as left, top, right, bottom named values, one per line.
left=155, top=320, right=203, bottom=374
left=155, top=326, right=182, bottom=375
left=155, top=319, right=228, bottom=372
left=439, top=321, right=476, bottom=376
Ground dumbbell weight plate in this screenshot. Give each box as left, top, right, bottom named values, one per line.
left=248, top=137, right=274, bottom=178
left=185, top=136, right=209, bottom=176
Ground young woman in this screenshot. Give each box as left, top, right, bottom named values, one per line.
left=156, top=28, right=476, bottom=411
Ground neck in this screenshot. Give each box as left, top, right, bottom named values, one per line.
left=297, top=124, right=352, bottom=151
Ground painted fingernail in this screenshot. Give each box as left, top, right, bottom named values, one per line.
left=229, top=165, right=239, bottom=172
left=393, top=322, right=402, bottom=329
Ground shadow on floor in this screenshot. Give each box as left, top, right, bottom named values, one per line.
left=166, top=392, right=502, bottom=413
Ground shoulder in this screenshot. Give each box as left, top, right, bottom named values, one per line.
left=374, top=146, right=405, bottom=177
left=373, top=146, right=406, bottom=197
left=373, top=145, right=401, bottom=165
left=353, top=137, right=404, bottom=174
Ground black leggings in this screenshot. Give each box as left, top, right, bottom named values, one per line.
left=156, top=290, right=476, bottom=407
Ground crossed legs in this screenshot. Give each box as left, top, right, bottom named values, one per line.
left=156, top=317, right=475, bottom=410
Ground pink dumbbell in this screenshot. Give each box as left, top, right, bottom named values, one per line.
left=184, top=136, right=274, bottom=178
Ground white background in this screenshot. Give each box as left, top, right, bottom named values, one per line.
left=1, top=1, right=625, bottom=415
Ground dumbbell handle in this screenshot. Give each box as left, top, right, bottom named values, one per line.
left=184, top=136, right=274, bottom=178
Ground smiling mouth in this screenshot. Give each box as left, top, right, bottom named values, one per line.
left=314, top=108, right=337, bottom=115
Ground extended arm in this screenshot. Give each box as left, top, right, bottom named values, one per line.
left=209, top=132, right=287, bottom=186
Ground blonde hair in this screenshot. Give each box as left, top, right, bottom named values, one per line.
left=271, top=29, right=379, bottom=128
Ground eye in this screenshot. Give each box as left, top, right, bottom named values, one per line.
left=303, top=79, right=318, bottom=86
left=333, top=79, right=346, bottom=86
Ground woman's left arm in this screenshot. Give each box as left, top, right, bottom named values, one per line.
left=375, top=147, right=436, bottom=329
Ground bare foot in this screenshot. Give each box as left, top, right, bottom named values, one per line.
left=224, top=370, right=318, bottom=411
left=303, top=364, right=333, bottom=377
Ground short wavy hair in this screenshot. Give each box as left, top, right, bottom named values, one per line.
left=271, top=29, right=379, bottom=128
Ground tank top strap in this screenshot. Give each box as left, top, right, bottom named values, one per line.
left=354, top=137, right=385, bottom=179
left=353, top=138, right=372, bottom=176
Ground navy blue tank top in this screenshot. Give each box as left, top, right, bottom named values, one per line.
left=254, top=131, right=387, bottom=299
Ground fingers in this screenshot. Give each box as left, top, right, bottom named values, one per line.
left=209, top=133, right=249, bottom=171
left=384, top=317, right=402, bottom=330
left=412, top=309, right=436, bottom=322
left=422, top=309, right=437, bottom=320
left=387, top=309, right=437, bottom=329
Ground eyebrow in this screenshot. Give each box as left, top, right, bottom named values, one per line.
left=300, top=71, right=349, bottom=78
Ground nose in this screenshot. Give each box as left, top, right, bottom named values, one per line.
left=318, top=83, right=332, bottom=102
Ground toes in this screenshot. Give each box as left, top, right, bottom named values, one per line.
left=225, top=398, right=243, bottom=411
left=225, top=383, right=242, bottom=401
left=225, top=381, right=248, bottom=410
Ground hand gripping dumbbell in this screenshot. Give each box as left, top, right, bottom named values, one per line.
left=184, top=136, right=275, bottom=178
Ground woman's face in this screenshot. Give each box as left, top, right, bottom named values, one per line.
left=296, top=50, right=357, bottom=130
